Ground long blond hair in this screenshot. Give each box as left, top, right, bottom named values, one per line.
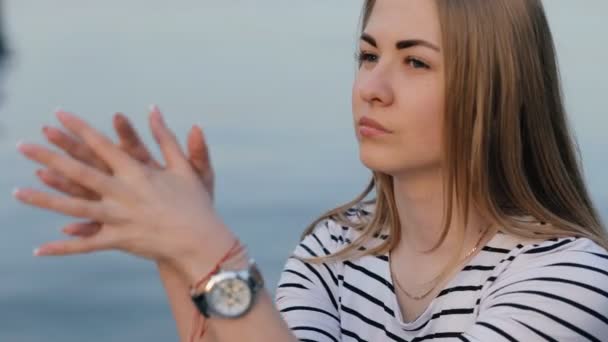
left=298, top=0, right=607, bottom=268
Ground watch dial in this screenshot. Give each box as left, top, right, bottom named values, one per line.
left=209, top=278, right=252, bottom=317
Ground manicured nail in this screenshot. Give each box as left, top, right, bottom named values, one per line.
left=42, top=126, right=50, bottom=134
left=33, top=247, right=52, bottom=256
left=12, top=188, right=28, bottom=200
left=16, top=142, right=33, bottom=154
left=44, top=127, right=61, bottom=140
left=56, top=111, right=68, bottom=120
left=195, top=125, right=205, bottom=139
left=151, top=106, right=167, bottom=127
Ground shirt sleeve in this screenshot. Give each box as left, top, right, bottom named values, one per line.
left=460, top=237, right=608, bottom=341
left=274, top=218, right=344, bottom=342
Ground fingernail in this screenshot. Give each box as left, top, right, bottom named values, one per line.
left=16, top=141, right=33, bottom=154
left=13, top=188, right=29, bottom=200
left=152, top=107, right=166, bottom=126
left=33, top=247, right=51, bottom=256
left=42, top=126, right=50, bottom=134
left=56, top=111, right=67, bottom=120
left=149, top=104, right=160, bottom=113
left=54, top=106, right=64, bottom=113
left=44, top=127, right=59, bottom=139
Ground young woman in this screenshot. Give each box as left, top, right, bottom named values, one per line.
left=15, top=0, right=608, bottom=341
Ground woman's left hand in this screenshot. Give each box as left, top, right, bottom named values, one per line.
left=14, top=106, right=237, bottom=282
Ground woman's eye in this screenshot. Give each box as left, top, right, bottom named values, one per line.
left=406, top=57, right=430, bottom=69
left=355, top=52, right=430, bottom=70
left=355, top=51, right=377, bottom=65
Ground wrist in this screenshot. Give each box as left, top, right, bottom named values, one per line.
left=174, top=222, right=241, bottom=286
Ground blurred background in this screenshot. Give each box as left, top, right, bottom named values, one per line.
left=0, top=0, right=606, bottom=341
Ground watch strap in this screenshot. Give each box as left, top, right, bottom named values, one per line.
left=192, top=292, right=212, bottom=318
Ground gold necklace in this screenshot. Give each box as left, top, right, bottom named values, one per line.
left=390, top=226, right=490, bottom=301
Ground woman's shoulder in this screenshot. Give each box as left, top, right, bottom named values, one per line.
left=462, top=231, right=608, bottom=341
left=477, top=234, right=608, bottom=335
left=502, top=233, right=608, bottom=266
left=486, top=233, right=608, bottom=294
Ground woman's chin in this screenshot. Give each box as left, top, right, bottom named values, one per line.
left=359, top=148, right=440, bottom=176
left=359, top=149, right=402, bottom=174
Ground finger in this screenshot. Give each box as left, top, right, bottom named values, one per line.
left=36, top=168, right=100, bottom=200
left=187, top=125, right=211, bottom=176
left=148, top=105, right=189, bottom=170
left=14, top=188, right=111, bottom=222
left=34, top=234, right=109, bottom=256
left=55, top=110, right=141, bottom=175
left=62, top=221, right=102, bottom=237
left=42, top=125, right=111, bottom=174
left=18, top=143, right=119, bottom=196
left=113, top=113, right=161, bottom=169
left=187, top=125, right=215, bottom=199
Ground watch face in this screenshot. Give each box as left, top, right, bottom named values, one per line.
left=208, top=277, right=253, bottom=318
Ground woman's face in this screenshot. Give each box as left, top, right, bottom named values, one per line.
left=352, top=0, right=445, bottom=176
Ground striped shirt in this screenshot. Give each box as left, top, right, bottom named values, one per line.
left=275, top=205, right=608, bottom=341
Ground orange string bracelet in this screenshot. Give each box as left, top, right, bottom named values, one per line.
left=188, top=238, right=248, bottom=342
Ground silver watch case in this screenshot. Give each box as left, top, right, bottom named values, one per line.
left=192, top=258, right=264, bottom=319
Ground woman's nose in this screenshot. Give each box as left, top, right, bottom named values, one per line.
left=358, top=70, right=394, bottom=106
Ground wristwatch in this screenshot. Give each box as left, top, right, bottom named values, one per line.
left=190, top=258, right=265, bottom=319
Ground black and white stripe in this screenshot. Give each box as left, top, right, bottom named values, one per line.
left=275, top=212, right=608, bottom=341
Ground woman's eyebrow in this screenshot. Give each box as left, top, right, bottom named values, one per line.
left=360, top=32, right=441, bottom=52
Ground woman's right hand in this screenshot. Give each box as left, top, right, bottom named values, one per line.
left=36, top=110, right=215, bottom=238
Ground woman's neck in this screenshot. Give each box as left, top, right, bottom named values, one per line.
left=391, top=168, right=490, bottom=256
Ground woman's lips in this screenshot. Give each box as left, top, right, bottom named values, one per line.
left=358, top=116, right=392, bottom=138
left=359, top=125, right=390, bottom=137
